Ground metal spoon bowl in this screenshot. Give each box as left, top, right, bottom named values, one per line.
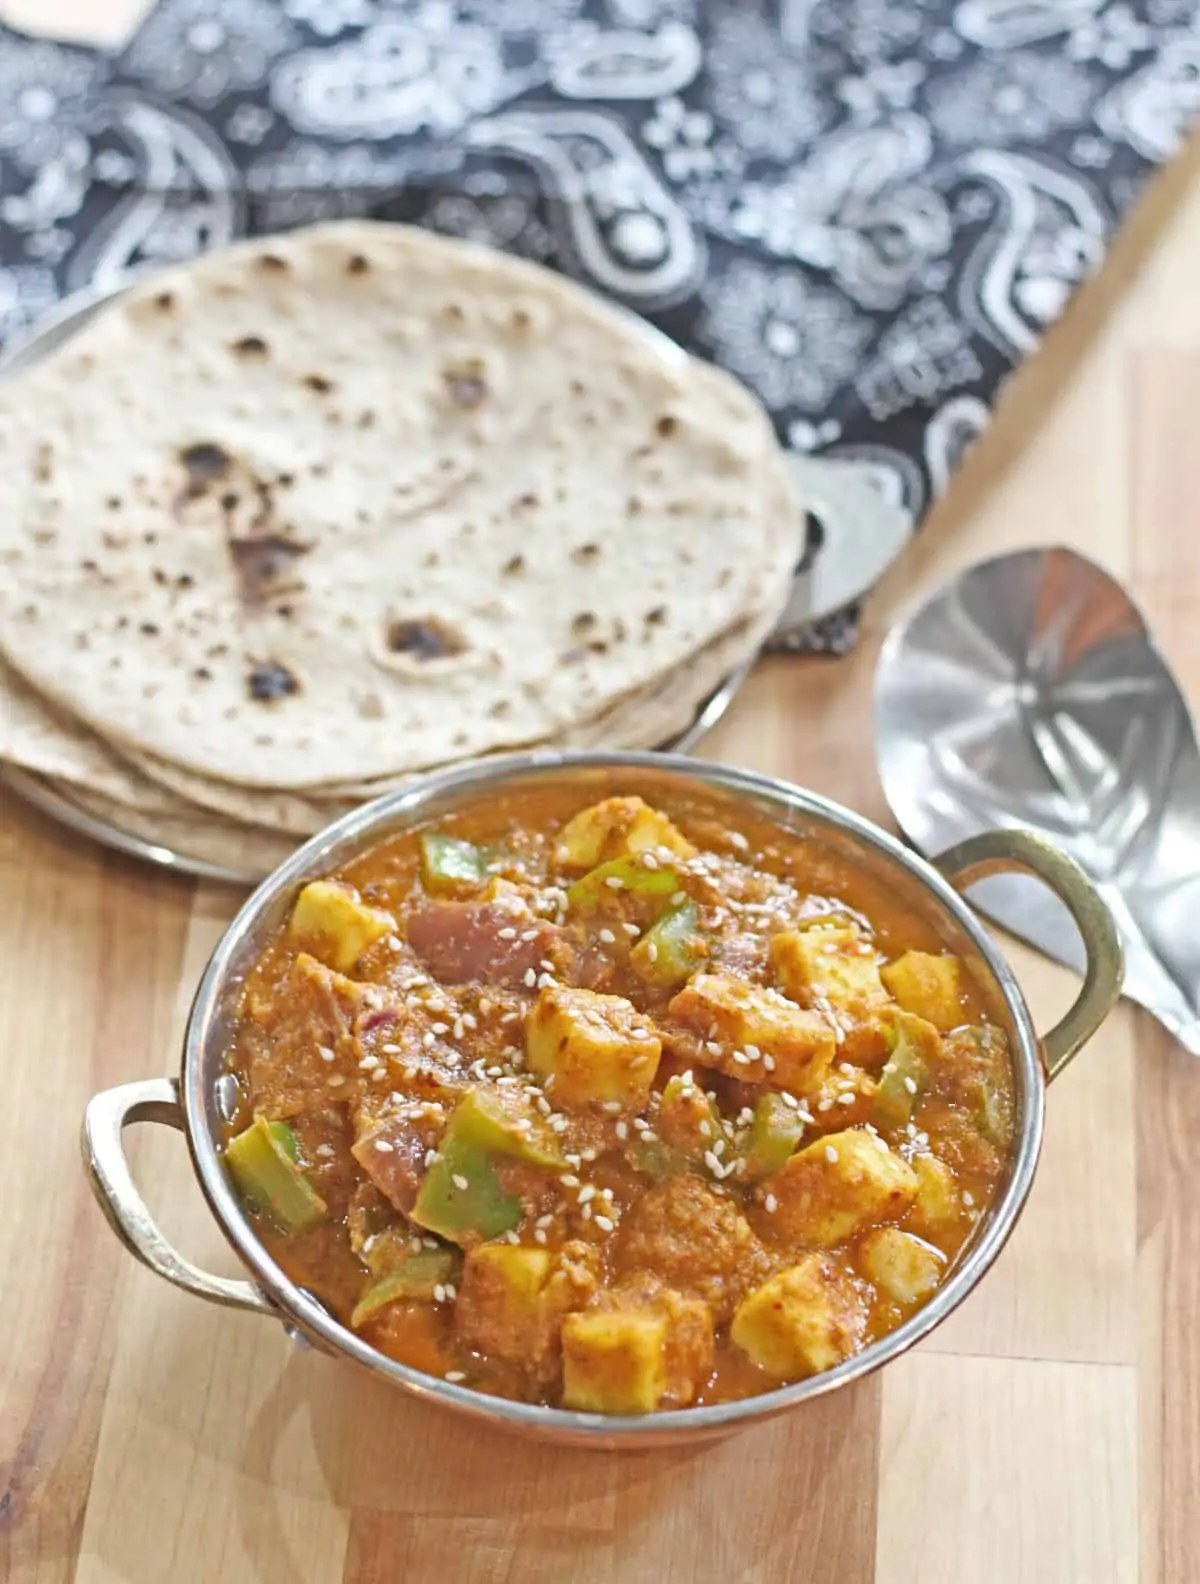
left=875, top=544, right=1200, bottom=1054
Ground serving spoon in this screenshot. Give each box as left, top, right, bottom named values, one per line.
left=875, top=545, right=1200, bottom=1054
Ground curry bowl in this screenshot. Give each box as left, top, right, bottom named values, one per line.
left=82, top=752, right=1122, bottom=1449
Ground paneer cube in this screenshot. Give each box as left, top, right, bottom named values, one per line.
left=562, top=1311, right=669, bottom=1414
left=731, top=1254, right=866, bottom=1379
left=858, top=1227, right=946, bottom=1306
left=907, top=1152, right=964, bottom=1238
left=669, top=973, right=835, bottom=1097
left=561, top=1281, right=713, bottom=1413
left=880, top=951, right=967, bottom=1031
left=287, top=880, right=394, bottom=974
left=525, top=985, right=661, bottom=1108
left=553, top=796, right=695, bottom=871
left=761, top=1128, right=918, bottom=1247
left=771, top=924, right=888, bottom=1018
left=455, top=1243, right=596, bottom=1373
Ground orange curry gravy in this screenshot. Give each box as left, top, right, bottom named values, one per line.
left=222, top=787, right=1015, bottom=1413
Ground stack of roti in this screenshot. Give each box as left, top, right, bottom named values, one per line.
left=0, top=220, right=803, bottom=877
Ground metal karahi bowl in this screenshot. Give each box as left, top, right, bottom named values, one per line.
left=82, top=751, right=1123, bottom=1450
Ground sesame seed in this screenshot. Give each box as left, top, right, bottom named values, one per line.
left=744, top=1043, right=761, bottom=1060
left=670, top=891, right=686, bottom=905
left=598, top=928, right=616, bottom=944
left=505, top=1229, right=520, bottom=1244
left=374, top=1138, right=394, bottom=1153
left=444, top=1285, right=456, bottom=1301
left=445, top=1370, right=466, bottom=1383
left=533, top=1227, right=548, bottom=1244
left=817, top=1097, right=833, bottom=1112
left=423, top=1031, right=435, bottom=1049
left=622, top=922, right=641, bottom=937
left=430, top=1022, right=449, bottom=1035
left=360, top=1055, right=379, bottom=1071
left=327, top=1075, right=345, bottom=1088
left=645, top=941, right=659, bottom=964
left=539, top=959, right=555, bottom=972
left=536, top=1213, right=553, bottom=1228
left=903, top=1076, right=918, bottom=1095
left=703, top=1150, right=720, bottom=1175
left=580, top=1147, right=597, bottom=1161
left=729, top=831, right=749, bottom=852
left=537, top=972, right=556, bottom=989
left=825, top=1145, right=839, bottom=1164
left=605, top=875, right=625, bottom=890
left=764, top=1193, right=778, bottom=1213
left=594, top=1215, right=615, bottom=1232
left=641, top=852, right=659, bottom=870
left=451, top=1174, right=470, bottom=1191
left=434, top=1284, right=447, bottom=1303
left=381, top=1043, right=400, bottom=1056
left=424, top=1148, right=437, bottom=1168
left=560, top=1174, right=579, bottom=1187
left=318, top=1046, right=335, bottom=1063
left=963, top=1190, right=976, bottom=1208
left=315, top=1143, right=335, bottom=1158
left=638, top=1130, right=657, bottom=1144
left=498, top=927, right=517, bottom=940
left=762, top=1054, right=776, bottom=1072
left=521, top=928, right=540, bottom=942
left=837, top=1092, right=856, bottom=1106
left=578, top=1185, right=596, bottom=1204
left=698, top=1120, right=711, bottom=1138
left=581, top=1204, right=592, bottom=1221
left=544, top=1074, right=556, bottom=1092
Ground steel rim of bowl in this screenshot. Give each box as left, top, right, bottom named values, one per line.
left=179, top=747, right=1046, bottom=1441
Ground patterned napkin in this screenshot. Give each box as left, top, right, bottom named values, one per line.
left=1, top=0, right=1197, bottom=650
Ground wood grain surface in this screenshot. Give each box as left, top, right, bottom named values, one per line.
left=1, top=5, right=1197, bottom=1580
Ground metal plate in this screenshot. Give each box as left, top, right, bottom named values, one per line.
left=0, top=275, right=906, bottom=886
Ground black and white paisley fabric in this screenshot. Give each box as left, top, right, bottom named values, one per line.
left=2, top=0, right=1200, bottom=652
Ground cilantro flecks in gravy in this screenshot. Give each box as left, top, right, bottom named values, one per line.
left=221, top=788, right=1015, bottom=1414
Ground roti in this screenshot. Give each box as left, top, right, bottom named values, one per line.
left=0, top=222, right=794, bottom=791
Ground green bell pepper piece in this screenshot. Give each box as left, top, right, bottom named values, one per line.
left=419, top=831, right=487, bottom=894
left=630, top=900, right=705, bottom=988
left=567, top=857, right=680, bottom=912
left=226, top=1115, right=327, bottom=1234
left=743, top=1093, right=807, bottom=1179
left=411, top=1135, right=521, bottom=1245
left=351, top=1247, right=461, bottom=1327
left=875, top=1013, right=934, bottom=1129
left=449, top=1086, right=565, bottom=1168
left=626, top=1137, right=685, bottom=1182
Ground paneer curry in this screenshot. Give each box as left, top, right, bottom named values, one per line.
left=222, top=788, right=1015, bottom=1414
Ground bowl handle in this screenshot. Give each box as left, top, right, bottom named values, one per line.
left=932, top=829, right=1124, bottom=1082
left=82, top=1076, right=275, bottom=1316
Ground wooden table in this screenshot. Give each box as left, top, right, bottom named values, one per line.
left=2, top=4, right=1197, bottom=1580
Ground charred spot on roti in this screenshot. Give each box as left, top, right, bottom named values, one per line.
left=155, top=292, right=175, bottom=311
left=346, top=254, right=370, bottom=275
left=572, top=612, right=597, bottom=635
left=385, top=617, right=466, bottom=662
left=656, top=414, right=678, bottom=438
left=356, top=410, right=376, bottom=429
left=443, top=367, right=488, bottom=409
left=572, top=543, right=600, bottom=565
left=178, top=443, right=231, bottom=501
left=303, top=374, right=336, bottom=395
left=644, top=606, right=668, bottom=628
left=247, top=660, right=301, bottom=702
left=503, top=554, right=524, bottom=576
left=140, top=622, right=159, bottom=637
left=105, top=496, right=122, bottom=510
left=258, top=253, right=289, bottom=272
left=32, top=443, right=53, bottom=483
left=229, top=535, right=311, bottom=608
left=194, top=666, right=212, bottom=681
left=441, top=302, right=465, bottom=325
left=232, top=335, right=269, bottom=358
